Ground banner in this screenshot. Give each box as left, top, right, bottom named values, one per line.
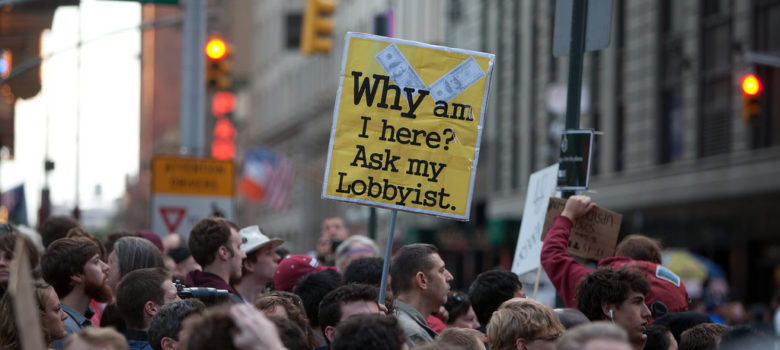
left=322, top=33, right=495, bottom=220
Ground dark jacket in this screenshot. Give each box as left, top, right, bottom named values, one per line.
left=184, top=270, right=245, bottom=303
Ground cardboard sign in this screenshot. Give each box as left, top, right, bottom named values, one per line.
left=541, top=197, right=622, bottom=261
left=322, top=33, right=495, bottom=220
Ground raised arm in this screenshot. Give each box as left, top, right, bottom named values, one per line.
left=540, top=195, right=596, bottom=307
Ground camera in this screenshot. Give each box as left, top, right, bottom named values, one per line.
left=175, top=283, right=230, bottom=304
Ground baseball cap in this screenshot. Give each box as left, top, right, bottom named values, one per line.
left=273, top=254, right=337, bottom=291
left=240, top=225, right=284, bottom=254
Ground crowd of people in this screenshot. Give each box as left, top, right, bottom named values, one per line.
left=0, top=195, right=778, bottom=350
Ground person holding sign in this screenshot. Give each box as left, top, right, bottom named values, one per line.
left=540, top=195, right=689, bottom=319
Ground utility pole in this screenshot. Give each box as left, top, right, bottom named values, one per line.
left=562, top=0, right=588, bottom=199
left=179, top=0, right=207, bottom=156
left=73, top=2, right=82, bottom=220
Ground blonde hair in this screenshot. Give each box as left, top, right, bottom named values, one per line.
left=486, top=298, right=564, bottom=350
left=557, top=322, right=628, bottom=350
left=0, top=280, right=59, bottom=348
left=64, top=327, right=130, bottom=350
left=437, top=327, right=486, bottom=349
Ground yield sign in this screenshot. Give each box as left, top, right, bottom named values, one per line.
left=160, top=207, right=186, bottom=234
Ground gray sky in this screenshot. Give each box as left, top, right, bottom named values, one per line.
left=1, top=0, right=141, bottom=224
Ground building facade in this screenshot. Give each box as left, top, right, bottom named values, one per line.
left=238, top=0, right=780, bottom=303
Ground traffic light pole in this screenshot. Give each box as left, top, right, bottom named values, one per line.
left=179, top=0, right=206, bottom=156
left=561, top=0, right=588, bottom=199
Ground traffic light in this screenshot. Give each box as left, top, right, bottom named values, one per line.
left=211, top=91, right=237, bottom=160
left=205, top=36, right=232, bottom=90
left=212, top=117, right=236, bottom=160
left=300, top=0, right=336, bottom=54
left=741, top=74, right=762, bottom=126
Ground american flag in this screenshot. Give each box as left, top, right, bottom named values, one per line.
left=240, top=148, right=295, bottom=212
left=265, top=157, right=295, bottom=211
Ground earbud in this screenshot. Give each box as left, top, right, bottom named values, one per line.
left=609, top=309, right=614, bottom=321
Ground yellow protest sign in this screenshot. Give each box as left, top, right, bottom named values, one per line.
left=322, top=33, right=495, bottom=220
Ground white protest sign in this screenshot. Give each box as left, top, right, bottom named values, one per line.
left=511, top=164, right=559, bottom=275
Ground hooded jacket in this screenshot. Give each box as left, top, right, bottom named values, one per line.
left=541, top=216, right=689, bottom=314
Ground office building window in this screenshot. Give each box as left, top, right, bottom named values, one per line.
left=698, top=0, right=732, bottom=157
left=285, top=13, right=302, bottom=50
left=659, top=0, right=685, bottom=163
left=751, top=0, right=780, bottom=148
left=614, top=0, right=626, bottom=172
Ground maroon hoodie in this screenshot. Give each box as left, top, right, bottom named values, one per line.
left=184, top=269, right=236, bottom=293
left=541, top=216, right=689, bottom=313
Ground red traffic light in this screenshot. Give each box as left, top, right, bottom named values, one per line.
left=212, top=91, right=236, bottom=116
left=205, top=37, right=228, bottom=60
left=212, top=117, right=236, bottom=160
left=741, top=74, right=761, bottom=96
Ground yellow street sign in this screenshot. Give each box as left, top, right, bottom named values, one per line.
left=152, top=156, right=235, bottom=196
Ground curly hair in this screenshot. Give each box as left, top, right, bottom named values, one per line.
left=680, top=323, right=726, bottom=350
left=575, top=267, right=650, bottom=321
